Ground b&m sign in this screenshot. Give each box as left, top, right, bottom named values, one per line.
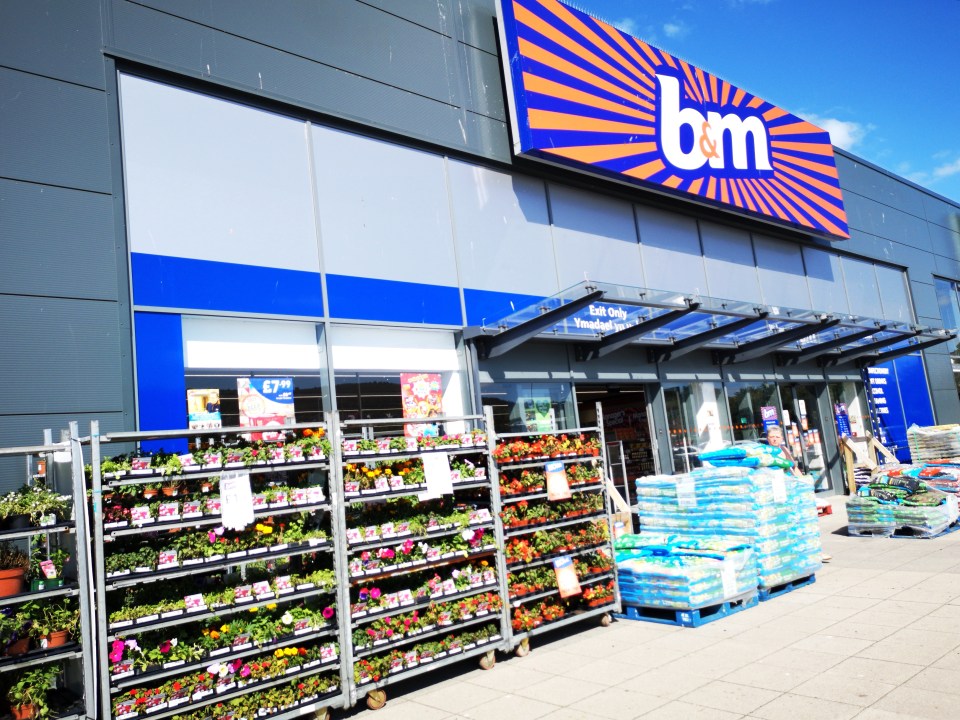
left=496, top=0, right=849, bottom=239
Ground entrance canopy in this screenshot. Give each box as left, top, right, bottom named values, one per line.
left=464, top=281, right=954, bottom=367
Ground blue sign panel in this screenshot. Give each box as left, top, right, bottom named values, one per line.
left=866, top=356, right=934, bottom=462
left=496, top=0, right=849, bottom=239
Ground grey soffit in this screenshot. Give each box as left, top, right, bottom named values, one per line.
left=463, top=280, right=955, bottom=366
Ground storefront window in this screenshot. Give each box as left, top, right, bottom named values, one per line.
left=725, top=382, right=781, bottom=442
left=329, top=326, right=469, bottom=438
left=481, top=382, right=576, bottom=433
left=663, top=383, right=731, bottom=473
left=180, top=316, right=328, bottom=428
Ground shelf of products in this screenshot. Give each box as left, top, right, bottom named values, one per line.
left=86, top=420, right=347, bottom=720
left=335, top=415, right=508, bottom=710
left=0, top=429, right=95, bottom=720
left=488, top=404, right=621, bottom=657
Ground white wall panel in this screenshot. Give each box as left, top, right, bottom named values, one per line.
left=182, top=316, right=321, bottom=369
left=548, top=184, right=643, bottom=289
left=636, top=205, right=706, bottom=294
left=700, top=222, right=760, bottom=302
left=120, top=75, right=319, bottom=272
left=841, top=256, right=883, bottom=318
left=753, top=234, right=811, bottom=310
left=802, top=247, right=850, bottom=315
left=447, top=161, right=557, bottom=296
left=312, top=126, right=458, bottom=285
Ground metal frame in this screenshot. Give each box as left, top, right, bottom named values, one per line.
left=487, top=402, right=621, bottom=657
left=0, top=434, right=96, bottom=719
left=82, top=419, right=349, bottom=720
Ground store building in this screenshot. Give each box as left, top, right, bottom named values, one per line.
left=3, top=0, right=960, bottom=495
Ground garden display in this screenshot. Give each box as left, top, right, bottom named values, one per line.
left=634, top=466, right=822, bottom=590
left=90, top=424, right=343, bottom=720
left=339, top=416, right=505, bottom=710
left=492, top=418, right=619, bottom=657
left=0, top=437, right=92, bottom=720
left=846, top=481, right=959, bottom=537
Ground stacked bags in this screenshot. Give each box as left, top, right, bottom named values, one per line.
left=847, top=480, right=959, bottom=537
left=634, top=467, right=822, bottom=590
left=698, top=442, right=793, bottom=470
left=615, top=533, right=757, bottom=609
left=907, top=424, right=960, bottom=463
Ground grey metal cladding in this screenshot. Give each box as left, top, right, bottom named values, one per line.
left=0, top=296, right=123, bottom=415
left=922, top=193, right=960, bottom=233
left=928, top=223, right=960, bottom=261
left=635, top=205, right=707, bottom=294
left=0, top=179, right=117, bottom=301
left=111, top=1, right=484, bottom=156
left=359, top=0, right=456, bottom=35
left=460, top=43, right=505, bottom=121
left=843, top=191, right=932, bottom=252
left=0, top=412, right=128, bottom=494
left=802, top=246, right=849, bottom=315
left=835, top=153, right=926, bottom=219
left=459, top=0, right=498, bottom=52
left=931, top=388, right=960, bottom=423
left=123, top=0, right=462, bottom=106
left=0, top=0, right=105, bottom=89
left=0, top=68, right=110, bottom=193
left=934, top=254, right=960, bottom=283
left=925, top=353, right=956, bottom=391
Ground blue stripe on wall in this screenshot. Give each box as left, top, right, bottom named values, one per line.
left=131, top=253, right=324, bottom=316
left=326, top=274, right=462, bottom=325
left=134, top=311, right=187, bottom=452
left=463, top=288, right=545, bottom=327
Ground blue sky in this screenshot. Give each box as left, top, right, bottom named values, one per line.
left=570, top=0, right=960, bottom=204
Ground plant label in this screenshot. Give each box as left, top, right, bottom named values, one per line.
left=252, top=494, right=267, bottom=508
left=388, top=476, right=404, bottom=491
left=158, top=502, right=180, bottom=520
left=273, top=576, right=292, bottom=592
left=364, top=526, right=379, bottom=541
left=342, top=440, right=359, bottom=455
left=545, top=461, right=571, bottom=501
left=252, top=580, right=271, bottom=598
left=288, top=445, right=304, bottom=461
left=40, top=559, right=57, bottom=579
left=482, top=569, right=496, bottom=584
left=306, top=486, right=325, bottom=504
left=182, top=501, right=202, bottom=518
left=553, top=555, right=582, bottom=598
left=291, top=489, right=308, bottom=505
left=385, top=592, right=400, bottom=609
left=234, top=585, right=252, bottom=602
left=131, top=457, right=152, bottom=473
left=184, top=594, right=206, bottom=611
left=380, top=522, right=394, bottom=537
left=158, top=550, right=178, bottom=568
left=203, top=453, right=222, bottom=468
left=398, top=589, right=414, bottom=605
left=345, top=528, right=362, bottom=544
left=205, top=498, right=222, bottom=514
left=130, top=506, right=152, bottom=524
left=320, top=644, right=337, bottom=661
left=272, top=490, right=288, bottom=506
left=373, top=477, right=390, bottom=493
left=477, top=508, right=492, bottom=522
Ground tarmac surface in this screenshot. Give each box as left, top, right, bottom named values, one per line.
left=342, top=496, right=960, bottom=720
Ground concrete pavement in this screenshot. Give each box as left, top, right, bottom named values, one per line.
left=342, top=497, right=960, bottom=720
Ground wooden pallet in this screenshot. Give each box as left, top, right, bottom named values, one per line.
left=758, top=574, right=816, bottom=601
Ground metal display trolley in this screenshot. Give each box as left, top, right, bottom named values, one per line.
left=85, top=420, right=348, bottom=720
left=0, top=425, right=96, bottom=719
left=334, top=414, right=509, bottom=711
left=487, top=404, right=621, bottom=657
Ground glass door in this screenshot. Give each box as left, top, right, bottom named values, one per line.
left=782, top=383, right=831, bottom=492
left=725, top=381, right=781, bottom=442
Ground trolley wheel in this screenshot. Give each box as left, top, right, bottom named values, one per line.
left=514, top=639, right=530, bottom=657
left=366, top=690, right=387, bottom=711
left=313, top=707, right=331, bottom=720
left=479, top=650, right=496, bottom=670
left=600, top=613, right=612, bottom=627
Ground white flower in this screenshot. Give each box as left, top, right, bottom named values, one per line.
left=170, top=638, right=178, bottom=647
left=461, top=530, right=473, bottom=541
left=206, top=662, right=223, bottom=676
left=281, top=612, right=293, bottom=625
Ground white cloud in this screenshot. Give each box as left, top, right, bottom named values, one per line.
left=933, top=155, right=960, bottom=180
left=803, top=114, right=871, bottom=151
left=663, top=21, right=689, bottom=38
left=609, top=17, right=638, bottom=37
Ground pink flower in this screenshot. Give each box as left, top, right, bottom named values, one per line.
left=240, top=665, right=251, bottom=678
left=322, top=607, right=334, bottom=620
left=385, top=629, right=393, bottom=637
left=370, top=588, right=382, bottom=600
left=109, top=640, right=124, bottom=663
left=360, top=551, right=371, bottom=562
left=159, top=640, right=171, bottom=654
left=401, top=540, right=414, bottom=555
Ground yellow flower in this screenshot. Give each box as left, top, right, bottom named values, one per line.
left=266, top=603, right=277, bottom=610
left=274, top=649, right=284, bottom=658
left=384, top=469, right=392, bottom=476
left=248, top=607, right=258, bottom=613
left=220, top=625, right=230, bottom=633
left=284, top=647, right=297, bottom=656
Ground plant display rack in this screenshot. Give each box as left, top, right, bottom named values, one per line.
left=85, top=420, right=347, bottom=720
left=333, top=414, right=509, bottom=711
left=487, top=404, right=621, bottom=657
left=0, top=424, right=96, bottom=720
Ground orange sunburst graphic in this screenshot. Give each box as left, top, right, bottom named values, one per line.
left=499, top=0, right=849, bottom=238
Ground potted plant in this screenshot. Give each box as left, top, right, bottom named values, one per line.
left=28, top=547, right=69, bottom=591
left=0, top=542, right=29, bottom=598
left=7, top=663, right=59, bottom=719
left=0, top=490, right=31, bottom=530
left=24, top=600, right=78, bottom=648
left=0, top=606, right=31, bottom=657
